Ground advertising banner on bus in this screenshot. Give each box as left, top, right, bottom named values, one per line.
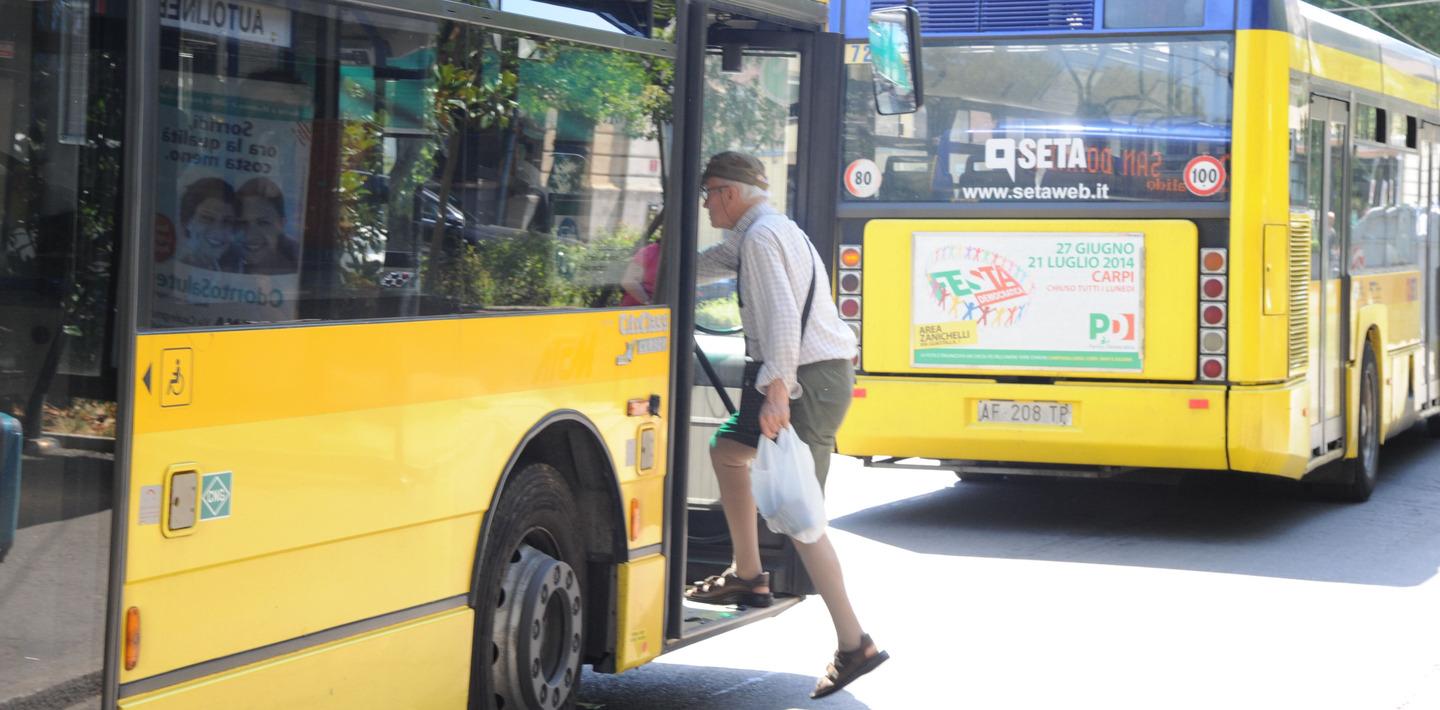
left=911, top=232, right=1144, bottom=370
left=151, top=73, right=312, bottom=327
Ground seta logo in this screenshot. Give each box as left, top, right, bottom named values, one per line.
left=1089, top=312, right=1137, bottom=342
left=984, top=138, right=1088, bottom=181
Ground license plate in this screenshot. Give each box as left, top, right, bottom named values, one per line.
left=976, top=400, right=1074, bottom=426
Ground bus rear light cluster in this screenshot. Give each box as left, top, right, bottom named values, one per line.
left=837, top=245, right=863, bottom=369
left=1198, top=247, right=1227, bottom=382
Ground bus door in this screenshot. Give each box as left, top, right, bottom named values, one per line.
left=1309, top=95, right=1350, bottom=454
left=0, top=0, right=128, bottom=705
left=1425, top=122, right=1440, bottom=408
left=668, top=0, right=843, bottom=646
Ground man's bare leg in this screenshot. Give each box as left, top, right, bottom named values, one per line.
left=710, top=437, right=769, bottom=592
left=794, top=533, right=864, bottom=650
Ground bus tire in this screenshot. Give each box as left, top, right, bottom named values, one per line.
left=475, top=463, right=586, bottom=710
left=1313, top=349, right=1381, bottom=503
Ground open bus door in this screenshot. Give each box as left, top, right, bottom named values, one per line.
left=0, top=0, right=131, bottom=705
left=664, top=0, right=846, bottom=648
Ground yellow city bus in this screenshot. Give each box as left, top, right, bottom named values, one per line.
left=833, top=0, right=1440, bottom=501
left=0, top=0, right=912, bottom=706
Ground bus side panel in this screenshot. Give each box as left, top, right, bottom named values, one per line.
left=120, top=609, right=472, bottom=709
left=1229, top=29, right=1293, bottom=384
left=123, top=311, right=669, bottom=685
left=614, top=553, right=666, bottom=672
left=1228, top=382, right=1309, bottom=477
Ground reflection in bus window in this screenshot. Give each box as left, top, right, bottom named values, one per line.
left=146, top=2, right=672, bottom=328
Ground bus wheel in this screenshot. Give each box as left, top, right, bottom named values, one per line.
left=1315, top=349, right=1381, bottom=502
left=476, top=463, right=585, bottom=710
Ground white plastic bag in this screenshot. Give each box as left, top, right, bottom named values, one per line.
left=750, top=426, right=827, bottom=544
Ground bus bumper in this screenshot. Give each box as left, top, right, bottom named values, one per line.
left=838, top=376, right=1230, bottom=471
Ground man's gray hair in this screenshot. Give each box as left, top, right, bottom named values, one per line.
left=716, top=177, right=769, bottom=201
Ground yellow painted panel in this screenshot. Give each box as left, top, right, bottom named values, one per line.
left=126, top=310, right=671, bottom=681
left=1384, top=69, right=1438, bottom=109
left=1352, top=271, right=1422, bottom=349
left=838, top=377, right=1227, bottom=470
left=1309, top=43, right=1384, bottom=94
left=123, top=516, right=478, bottom=681
left=620, top=474, right=666, bottom=547
left=860, top=219, right=1197, bottom=380
left=1230, top=31, right=1293, bottom=383
left=121, top=608, right=472, bottom=709
left=615, top=554, right=666, bottom=672
left=1228, top=381, right=1310, bottom=478
left=1262, top=225, right=1288, bottom=315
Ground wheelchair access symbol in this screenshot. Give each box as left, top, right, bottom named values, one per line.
left=160, top=348, right=193, bottom=407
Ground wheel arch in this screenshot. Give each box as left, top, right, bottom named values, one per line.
left=469, top=410, right=627, bottom=670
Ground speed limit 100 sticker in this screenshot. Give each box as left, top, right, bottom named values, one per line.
left=844, top=159, right=880, bottom=198
left=1183, top=155, right=1227, bottom=197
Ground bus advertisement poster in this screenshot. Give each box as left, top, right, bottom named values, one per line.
left=152, top=72, right=312, bottom=327
left=911, top=232, right=1144, bottom=371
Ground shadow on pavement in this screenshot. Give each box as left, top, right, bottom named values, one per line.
left=580, top=663, right=868, bottom=709
left=831, top=429, right=1440, bottom=587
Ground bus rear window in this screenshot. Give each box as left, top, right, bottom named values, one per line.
left=843, top=37, right=1233, bottom=203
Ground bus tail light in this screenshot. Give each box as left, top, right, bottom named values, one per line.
left=1198, top=247, right=1227, bottom=381
left=1200, top=356, right=1226, bottom=381
left=838, top=245, right=862, bottom=371
left=125, top=606, right=141, bottom=670
left=1200, top=248, right=1227, bottom=274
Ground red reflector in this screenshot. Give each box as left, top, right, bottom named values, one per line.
left=853, top=388, right=867, bottom=398
left=1202, top=305, right=1224, bottom=325
left=627, top=399, right=649, bottom=416
left=1202, top=278, right=1225, bottom=299
left=1202, top=359, right=1224, bottom=379
left=1203, top=251, right=1226, bottom=272
left=1189, top=399, right=1210, bottom=409
left=839, top=298, right=861, bottom=318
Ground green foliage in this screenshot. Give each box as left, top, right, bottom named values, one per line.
left=427, top=227, right=647, bottom=311
left=701, top=58, right=791, bottom=158
left=696, top=293, right=741, bottom=331
left=519, top=43, right=671, bottom=140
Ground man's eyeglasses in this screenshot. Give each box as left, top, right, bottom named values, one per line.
left=699, top=184, right=729, bottom=202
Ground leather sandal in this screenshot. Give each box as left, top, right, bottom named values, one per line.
left=811, top=633, right=889, bottom=699
left=683, top=570, right=773, bottom=607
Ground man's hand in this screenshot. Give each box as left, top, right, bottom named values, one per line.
left=759, top=379, right=791, bottom=439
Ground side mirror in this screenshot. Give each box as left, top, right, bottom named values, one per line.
left=867, top=5, right=923, bottom=115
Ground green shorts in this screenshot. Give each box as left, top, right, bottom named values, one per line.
left=713, top=358, right=855, bottom=488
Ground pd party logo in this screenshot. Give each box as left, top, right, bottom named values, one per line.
left=1089, top=312, right=1137, bottom=344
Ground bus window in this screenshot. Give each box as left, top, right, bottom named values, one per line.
left=146, top=6, right=671, bottom=327
left=843, top=37, right=1233, bottom=203
left=695, top=50, right=801, bottom=334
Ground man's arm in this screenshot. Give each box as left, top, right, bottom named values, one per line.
left=695, top=231, right=741, bottom=284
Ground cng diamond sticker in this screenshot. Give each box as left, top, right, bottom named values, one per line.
left=200, top=472, right=232, bottom=520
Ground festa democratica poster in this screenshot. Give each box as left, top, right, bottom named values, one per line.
left=152, top=73, right=312, bottom=327
left=911, top=232, right=1145, bottom=371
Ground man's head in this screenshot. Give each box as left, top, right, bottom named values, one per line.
left=701, top=151, right=770, bottom=230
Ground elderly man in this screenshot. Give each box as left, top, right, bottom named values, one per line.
left=685, top=152, right=888, bottom=698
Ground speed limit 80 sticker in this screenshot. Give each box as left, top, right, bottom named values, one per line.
left=1183, top=155, right=1227, bottom=197
left=844, top=159, right=881, bottom=199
